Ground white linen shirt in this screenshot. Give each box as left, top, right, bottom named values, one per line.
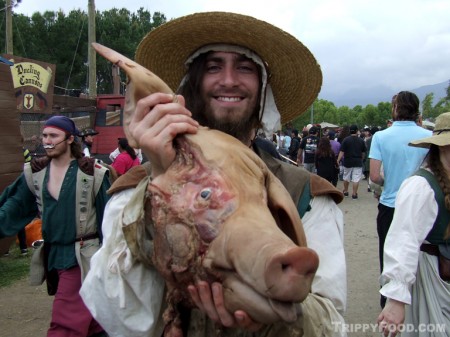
left=379, top=175, right=438, bottom=304
left=81, top=190, right=347, bottom=336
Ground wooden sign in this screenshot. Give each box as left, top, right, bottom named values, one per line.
left=2, top=54, right=56, bottom=114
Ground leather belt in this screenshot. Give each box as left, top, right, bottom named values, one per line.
left=75, top=232, right=99, bottom=242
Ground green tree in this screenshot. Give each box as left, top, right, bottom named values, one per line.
left=1, top=6, right=166, bottom=94
left=336, top=106, right=352, bottom=126
left=360, top=104, right=377, bottom=127
left=376, top=101, right=392, bottom=126
left=422, top=93, right=434, bottom=119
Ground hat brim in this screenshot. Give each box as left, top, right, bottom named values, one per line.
left=135, top=11, right=322, bottom=124
left=409, top=134, right=450, bottom=148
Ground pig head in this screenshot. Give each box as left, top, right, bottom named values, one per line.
left=148, top=128, right=319, bottom=326
left=91, top=43, right=319, bottom=333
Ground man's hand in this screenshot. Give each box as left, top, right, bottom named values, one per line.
left=128, top=93, right=199, bottom=178
left=377, top=298, right=405, bottom=337
left=188, top=281, right=262, bottom=332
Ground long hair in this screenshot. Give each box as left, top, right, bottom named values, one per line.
left=392, top=91, right=420, bottom=122
left=427, top=145, right=450, bottom=239
left=338, top=125, right=350, bottom=144
left=177, top=51, right=263, bottom=141
left=119, top=138, right=137, bottom=160
left=71, top=137, right=84, bottom=159
left=315, top=136, right=334, bottom=159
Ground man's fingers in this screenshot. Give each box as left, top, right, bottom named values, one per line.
left=134, top=93, right=185, bottom=122
left=187, top=285, right=204, bottom=311
left=196, top=281, right=220, bottom=323
left=188, top=282, right=262, bottom=331
left=211, top=283, right=235, bottom=327
left=234, top=311, right=262, bottom=332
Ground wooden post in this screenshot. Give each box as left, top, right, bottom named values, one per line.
left=112, top=64, right=120, bottom=95
left=5, top=0, right=13, bottom=54
left=88, top=0, right=97, bottom=98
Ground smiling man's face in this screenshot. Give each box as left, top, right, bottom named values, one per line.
left=199, top=51, right=261, bottom=144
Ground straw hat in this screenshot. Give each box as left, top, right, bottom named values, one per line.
left=135, top=11, right=322, bottom=124
left=409, top=112, right=450, bottom=148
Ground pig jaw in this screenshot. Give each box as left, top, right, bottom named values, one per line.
left=203, top=209, right=319, bottom=323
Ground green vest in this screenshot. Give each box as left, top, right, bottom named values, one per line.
left=415, top=168, right=450, bottom=245
left=24, top=157, right=108, bottom=280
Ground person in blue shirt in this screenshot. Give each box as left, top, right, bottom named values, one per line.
left=369, top=91, right=431, bottom=308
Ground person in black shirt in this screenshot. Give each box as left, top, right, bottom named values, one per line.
left=288, top=129, right=301, bottom=162
left=315, top=136, right=338, bottom=186
left=337, top=125, right=366, bottom=199
left=297, top=126, right=319, bottom=172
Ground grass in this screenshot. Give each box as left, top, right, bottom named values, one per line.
left=0, top=244, right=32, bottom=288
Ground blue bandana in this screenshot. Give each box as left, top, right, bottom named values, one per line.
left=44, top=116, right=78, bottom=136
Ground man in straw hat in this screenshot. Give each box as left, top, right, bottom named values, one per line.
left=377, top=111, right=450, bottom=337
left=81, top=12, right=347, bottom=337
left=369, top=91, right=431, bottom=308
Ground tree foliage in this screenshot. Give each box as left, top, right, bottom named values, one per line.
left=421, top=81, right=450, bottom=121
left=1, top=3, right=166, bottom=94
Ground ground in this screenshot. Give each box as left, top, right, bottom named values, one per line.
left=0, top=180, right=382, bottom=337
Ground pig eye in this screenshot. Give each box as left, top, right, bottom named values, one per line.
left=200, top=188, right=212, bottom=200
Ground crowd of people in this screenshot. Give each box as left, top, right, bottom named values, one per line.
left=0, top=10, right=448, bottom=337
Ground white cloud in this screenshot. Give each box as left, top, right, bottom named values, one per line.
left=13, top=0, right=450, bottom=101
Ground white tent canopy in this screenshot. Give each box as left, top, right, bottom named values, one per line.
left=320, top=122, right=339, bottom=128
left=422, top=120, right=435, bottom=128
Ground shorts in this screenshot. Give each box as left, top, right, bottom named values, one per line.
left=343, top=167, right=363, bottom=182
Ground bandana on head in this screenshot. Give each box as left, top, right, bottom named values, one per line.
left=181, top=44, right=281, bottom=137
left=43, top=116, right=78, bottom=136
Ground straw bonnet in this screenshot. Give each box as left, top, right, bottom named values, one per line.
left=409, top=112, right=450, bottom=148
left=135, top=11, right=322, bottom=124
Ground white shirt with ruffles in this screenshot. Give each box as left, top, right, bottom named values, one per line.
left=379, top=174, right=438, bottom=304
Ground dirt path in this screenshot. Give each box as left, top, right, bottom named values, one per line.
left=0, top=277, right=52, bottom=336
left=0, top=180, right=383, bottom=336
left=338, top=180, right=382, bottom=336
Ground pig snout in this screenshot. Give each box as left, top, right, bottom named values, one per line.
left=205, top=211, right=319, bottom=305
left=264, top=246, right=319, bottom=302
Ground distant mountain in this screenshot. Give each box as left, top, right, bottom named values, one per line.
left=410, top=81, right=449, bottom=106
left=321, top=80, right=449, bottom=108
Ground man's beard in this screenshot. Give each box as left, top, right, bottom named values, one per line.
left=46, top=142, right=69, bottom=159
left=195, top=105, right=260, bottom=144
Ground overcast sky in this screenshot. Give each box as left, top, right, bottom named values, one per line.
left=13, top=0, right=450, bottom=101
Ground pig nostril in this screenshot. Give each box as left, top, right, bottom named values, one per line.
left=281, top=264, right=289, bottom=271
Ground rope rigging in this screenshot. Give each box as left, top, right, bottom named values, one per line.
left=64, top=15, right=86, bottom=95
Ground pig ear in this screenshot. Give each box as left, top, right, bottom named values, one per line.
left=265, top=172, right=307, bottom=246
left=91, top=42, right=174, bottom=148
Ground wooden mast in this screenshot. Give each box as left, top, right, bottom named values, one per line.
left=5, top=0, right=13, bottom=54
left=88, top=0, right=97, bottom=98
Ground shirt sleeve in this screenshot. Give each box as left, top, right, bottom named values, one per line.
left=0, top=174, right=38, bottom=238
left=379, top=175, right=437, bottom=304
left=301, top=195, right=347, bottom=314
left=109, top=148, right=120, bottom=163
left=368, top=133, right=381, bottom=160
left=80, top=189, right=166, bottom=337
